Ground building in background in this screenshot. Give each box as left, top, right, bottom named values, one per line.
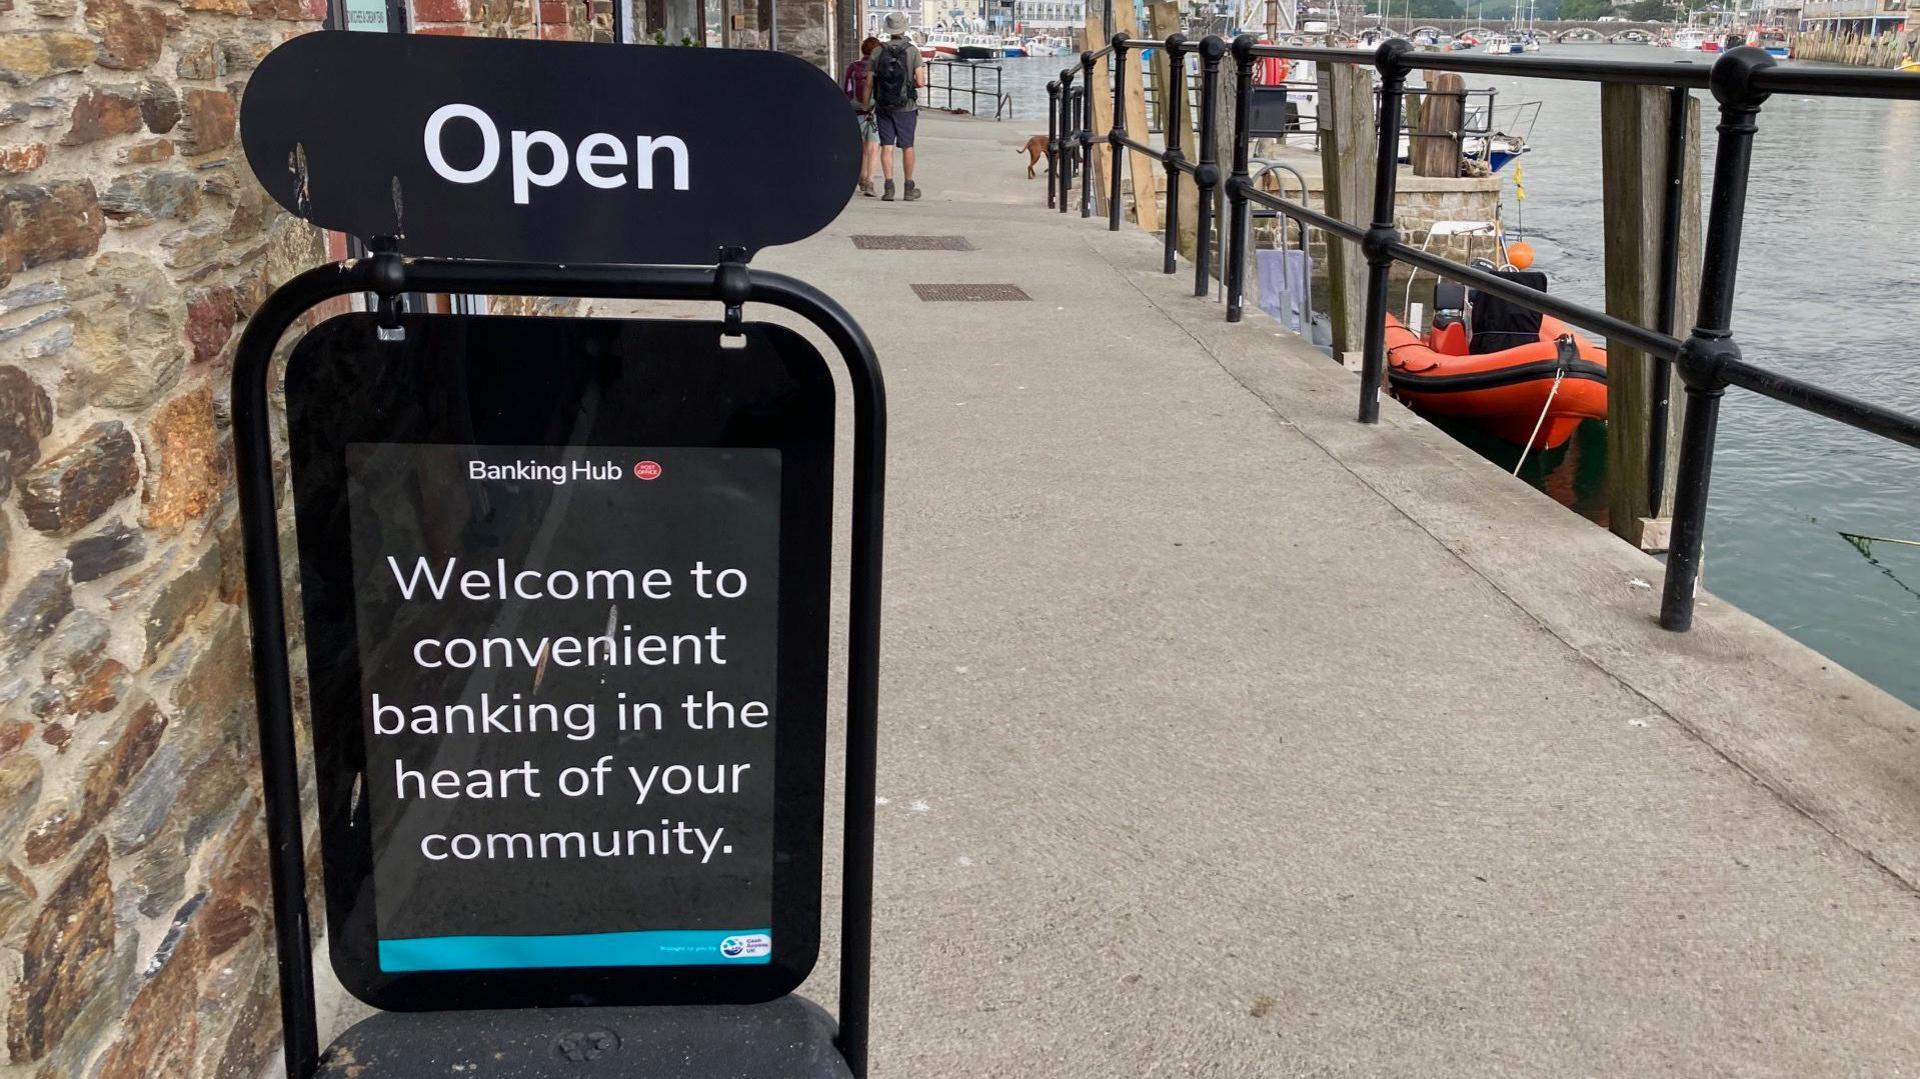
left=1012, top=0, right=1084, bottom=28
left=1797, top=0, right=1906, bottom=35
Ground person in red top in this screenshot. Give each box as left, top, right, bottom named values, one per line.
left=842, top=36, right=883, bottom=197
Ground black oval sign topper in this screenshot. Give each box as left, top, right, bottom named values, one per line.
left=241, top=33, right=859, bottom=265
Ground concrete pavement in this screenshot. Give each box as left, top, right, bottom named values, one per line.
left=731, top=114, right=1920, bottom=1077
left=315, top=114, right=1920, bottom=1076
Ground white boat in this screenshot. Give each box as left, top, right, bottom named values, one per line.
left=1481, top=33, right=1510, bottom=53
left=923, top=32, right=959, bottom=57
left=1520, top=34, right=1540, bottom=51
left=1024, top=34, right=1068, bottom=57
left=1671, top=27, right=1708, bottom=49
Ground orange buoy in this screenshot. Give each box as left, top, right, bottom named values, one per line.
left=1505, top=240, right=1535, bottom=270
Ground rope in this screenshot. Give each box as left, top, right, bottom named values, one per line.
left=1511, top=363, right=1566, bottom=476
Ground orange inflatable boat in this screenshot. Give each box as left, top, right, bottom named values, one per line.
left=1386, top=276, right=1608, bottom=450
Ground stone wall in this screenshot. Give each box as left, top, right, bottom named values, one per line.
left=0, top=0, right=327, bottom=1067
left=0, top=1, right=614, bottom=1075
left=772, top=0, right=827, bottom=69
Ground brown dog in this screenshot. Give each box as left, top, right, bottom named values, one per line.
left=1019, top=135, right=1049, bottom=179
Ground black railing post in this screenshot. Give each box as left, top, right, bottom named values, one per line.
left=1059, top=72, right=1076, bottom=213
left=1046, top=80, right=1061, bottom=209
left=1109, top=33, right=1129, bottom=232
left=1358, top=39, right=1413, bottom=423
left=1225, top=34, right=1257, bottom=322
left=1661, top=47, right=1773, bottom=632
left=1079, top=50, right=1097, bottom=218
left=1161, top=33, right=1188, bottom=275
left=1649, top=84, right=1689, bottom=512
left=1193, top=34, right=1225, bottom=298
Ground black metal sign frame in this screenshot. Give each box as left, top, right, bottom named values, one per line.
left=287, top=312, right=836, bottom=1011
left=232, top=254, right=884, bottom=1079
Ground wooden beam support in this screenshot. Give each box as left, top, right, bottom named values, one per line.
left=1317, top=61, right=1374, bottom=361
left=1113, top=4, right=1159, bottom=232
left=1601, top=84, right=1701, bottom=550
left=1079, top=13, right=1113, bottom=217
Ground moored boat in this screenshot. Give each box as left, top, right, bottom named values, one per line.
left=1386, top=277, right=1608, bottom=450
left=1024, top=34, right=1069, bottom=57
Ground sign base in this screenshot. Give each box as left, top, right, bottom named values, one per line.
left=316, top=997, right=851, bottom=1077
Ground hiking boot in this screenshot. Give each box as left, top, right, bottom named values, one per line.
left=881, top=180, right=895, bottom=202
left=904, top=181, right=922, bottom=202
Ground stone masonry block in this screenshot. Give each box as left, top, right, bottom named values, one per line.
left=6, top=839, right=114, bottom=1063
left=20, top=421, right=138, bottom=535
left=0, top=32, right=93, bottom=87
left=0, top=180, right=106, bottom=286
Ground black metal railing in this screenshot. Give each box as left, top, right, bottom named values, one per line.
left=1042, top=34, right=1920, bottom=632
left=926, top=59, right=1014, bottom=119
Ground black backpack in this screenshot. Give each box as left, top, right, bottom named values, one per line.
left=873, top=42, right=911, bottom=109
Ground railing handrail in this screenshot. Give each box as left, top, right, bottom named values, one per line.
left=1039, top=32, right=1920, bottom=634
left=924, top=58, right=1012, bottom=120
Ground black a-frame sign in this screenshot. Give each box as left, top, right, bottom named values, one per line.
left=233, top=32, right=883, bottom=1079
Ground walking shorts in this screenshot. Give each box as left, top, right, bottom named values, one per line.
left=876, top=109, right=918, bottom=149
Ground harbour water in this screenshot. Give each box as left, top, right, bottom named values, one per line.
left=992, top=46, right=1920, bottom=706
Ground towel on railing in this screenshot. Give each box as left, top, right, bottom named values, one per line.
left=1255, top=248, right=1312, bottom=335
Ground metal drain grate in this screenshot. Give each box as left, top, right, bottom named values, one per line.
left=910, top=283, right=1030, bottom=302
left=852, top=235, right=976, bottom=251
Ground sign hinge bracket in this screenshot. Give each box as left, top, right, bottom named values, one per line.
left=367, top=235, right=408, bottom=342
left=716, top=246, right=750, bottom=339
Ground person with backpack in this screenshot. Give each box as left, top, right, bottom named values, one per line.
left=842, top=35, right=882, bottom=197
left=864, top=12, right=925, bottom=202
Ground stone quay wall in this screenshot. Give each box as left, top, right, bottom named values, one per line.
left=0, top=2, right=603, bottom=1076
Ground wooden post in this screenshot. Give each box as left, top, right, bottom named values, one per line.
left=1113, top=4, right=1160, bottom=232
left=1079, top=13, right=1113, bottom=216
left=1148, top=4, right=1201, bottom=262
left=1601, top=84, right=1701, bottom=550
left=1206, top=40, right=1237, bottom=292
left=1413, top=72, right=1464, bottom=178
left=1317, top=61, right=1375, bottom=362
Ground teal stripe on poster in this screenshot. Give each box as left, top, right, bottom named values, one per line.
left=378, top=929, right=774, bottom=972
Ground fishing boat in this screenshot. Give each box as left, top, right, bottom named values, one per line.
left=1749, top=27, right=1790, bottom=57
left=1386, top=275, right=1608, bottom=450
left=1001, top=35, right=1027, bottom=57
left=1462, top=96, right=1539, bottom=172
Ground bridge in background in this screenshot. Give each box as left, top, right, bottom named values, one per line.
left=1365, top=16, right=1671, bottom=41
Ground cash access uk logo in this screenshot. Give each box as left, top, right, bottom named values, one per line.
left=719, top=933, right=771, bottom=958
